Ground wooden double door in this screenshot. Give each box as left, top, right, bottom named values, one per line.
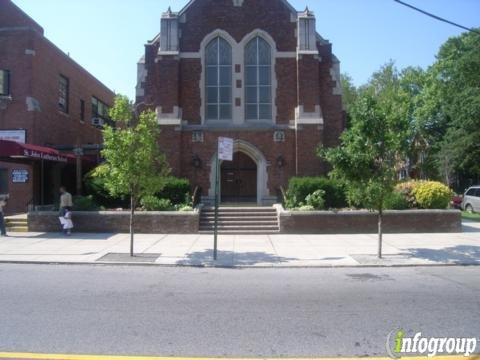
left=221, top=152, right=257, bottom=203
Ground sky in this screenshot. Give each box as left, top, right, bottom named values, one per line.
left=13, top=0, right=480, bottom=99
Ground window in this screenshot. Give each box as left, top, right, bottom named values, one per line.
left=91, top=97, right=110, bottom=122
left=58, top=75, right=69, bottom=113
left=80, top=99, right=85, bottom=121
left=245, top=37, right=272, bottom=121
left=0, top=70, right=10, bottom=96
left=205, top=37, right=232, bottom=121
left=466, top=189, right=475, bottom=196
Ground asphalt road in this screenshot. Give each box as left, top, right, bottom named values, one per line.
left=0, top=264, right=479, bottom=357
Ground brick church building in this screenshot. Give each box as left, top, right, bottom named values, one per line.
left=136, top=0, right=344, bottom=205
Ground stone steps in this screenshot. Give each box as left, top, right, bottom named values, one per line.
left=5, top=217, right=28, bottom=232
left=199, top=206, right=279, bottom=234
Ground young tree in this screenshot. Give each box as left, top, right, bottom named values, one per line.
left=322, top=87, right=409, bottom=258
left=100, top=95, right=170, bottom=256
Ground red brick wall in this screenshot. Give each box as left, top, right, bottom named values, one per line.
left=275, top=58, right=297, bottom=124
left=0, top=29, right=35, bottom=138
left=296, top=125, right=325, bottom=176
left=0, top=0, right=44, bottom=35
left=29, top=32, right=114, bottom=147
left=318, top=43, right=345, bottom=148
left=0, top=31, right=114, bottom=148
left=298, top=54, right=320, bottom=113
left=179, top=0, right=296, bottom=52
left=180, top=59, right=202, bottom=123
left=156, top=57, right=179, bottom=114
left=159, top=129, right=297, bottom=197
left=0, top=1, right=115, bottom=213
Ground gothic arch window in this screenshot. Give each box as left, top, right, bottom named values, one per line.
left=205, top=37, right=232, bottom=121
left=245, top=36, right=272, bottom=121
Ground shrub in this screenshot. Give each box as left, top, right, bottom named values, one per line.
left=412, top=181, right=453, bottom=209
left=305, top=190, right=326, bottom=210
left=85, top=167, right=190, bottom=208
left=384, top=191, right=410, bottom=210
left=72, top=195, right=100, bottom=211
left=281, top=187, right=298, bottom=209
left=84, top=165, right=129, bottom=208
left=286, top=177, right=347, bottom=209
left=395, top=180, right=423, bottom=208
left=140, top=196, right=173, bottom=211
left=156, top=177, right=190, bottom=205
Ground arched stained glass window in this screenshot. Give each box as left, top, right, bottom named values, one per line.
left=205, top=37, right=232, bottom=121
left=245, top=37, right=272, bottom=121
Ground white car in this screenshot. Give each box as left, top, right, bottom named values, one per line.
left=461, top=186, right=480, bottom=213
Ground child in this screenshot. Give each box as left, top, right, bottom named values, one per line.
left=59, top=206, right=74, bottom=235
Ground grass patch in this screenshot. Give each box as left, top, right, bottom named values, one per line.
left=462, top=211, right=480, bottom=222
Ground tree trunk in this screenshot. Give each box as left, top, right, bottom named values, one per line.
left=130, top=195, right=135, bottom=257
left=378, top=208, right=383, bottom=259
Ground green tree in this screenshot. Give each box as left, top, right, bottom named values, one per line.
left=398, top=66, right=430, bottom=179
left=321, top=82, right=409, bottom=258
left=100, top=95, right=170, bottom=256
left=415, top=29, right=480, bottom=185
left=341, top=73, right=358, bottom=127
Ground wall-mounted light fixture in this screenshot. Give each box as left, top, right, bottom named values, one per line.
left=276, top=155, right=285, bottom=168
left=192, top=154, right=202, bottom=169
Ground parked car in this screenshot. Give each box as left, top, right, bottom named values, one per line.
left=461, top=186, right=480, bottom=213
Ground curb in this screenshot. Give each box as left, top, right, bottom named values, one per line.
left=0, top=259, right=478, bottom=269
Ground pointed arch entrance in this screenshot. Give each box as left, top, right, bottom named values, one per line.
left=208, top=139, right=269, bottom=205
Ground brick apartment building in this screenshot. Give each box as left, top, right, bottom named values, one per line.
left=0, top=0, right=114, bottom=214
left=137, top=0, right=345, bottom=205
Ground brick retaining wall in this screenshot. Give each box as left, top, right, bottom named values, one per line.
left=279, top=209, right=462, bottom=234
left=28, top=209, right=461, bottom=234
left=28, top=211, right=199, bottom=234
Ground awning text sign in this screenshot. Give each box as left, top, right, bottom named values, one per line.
left=23, top=149, right=68, bottom=163
left=218, top=137, right=234, bottom=161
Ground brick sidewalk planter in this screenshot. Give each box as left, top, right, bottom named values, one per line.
left=28, top=211, right=199, bottom=233
left=279, top=209, right=462, bottom=234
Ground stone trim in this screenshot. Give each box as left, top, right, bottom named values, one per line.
left=295, top=105, right=324, bottom=125
left=156, top=106, right=182, bottom=125
left=207, top=139, right=269, bottom=205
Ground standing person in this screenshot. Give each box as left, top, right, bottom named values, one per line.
left=0, top=195, right=8, bottom=237
left=59, top=186, right=72, bottom=216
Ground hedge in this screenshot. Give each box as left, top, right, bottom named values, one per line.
left=286, top=177, right=347, bottom=209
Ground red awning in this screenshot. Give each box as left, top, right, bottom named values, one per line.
left=0, top=140, right=76, bottom=163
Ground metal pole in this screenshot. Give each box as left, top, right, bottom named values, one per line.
left=75, top=155, right=82, bottom=195
left=213, top=152, right=219, bottom=261
left=40, top=159, right=44, bottom=205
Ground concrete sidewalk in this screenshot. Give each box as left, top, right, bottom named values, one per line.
left=0, top=221, right=478, bottom=267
